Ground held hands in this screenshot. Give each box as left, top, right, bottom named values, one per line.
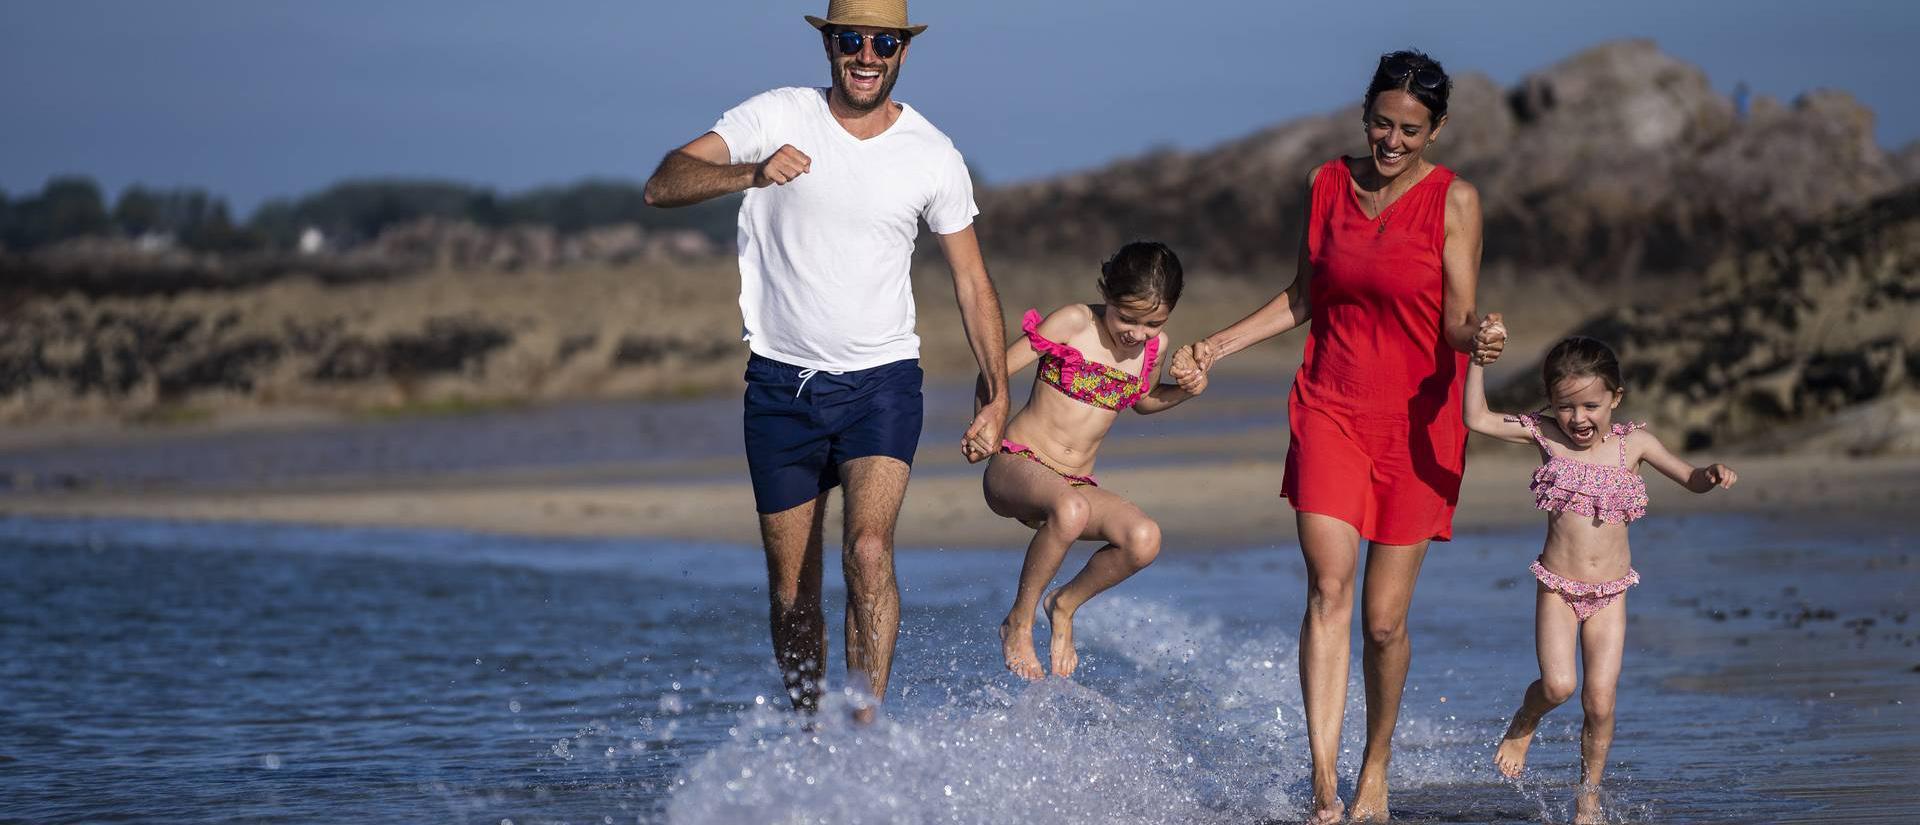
left=1704, top=463, right=1739, bottom=490
left=1170, top=339, right=1216, bottom=394
left=961, top=400, right=1007, bottom=464
left=1472, top=312, right=1507, bottom=366
left=753, top=145, right=811, bottom=188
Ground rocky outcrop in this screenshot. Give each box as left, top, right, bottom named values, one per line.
left=1492, top=184, right=1920, bottom=453
left=978, top=41, right=1907, bottom=280
left=0, top=219, right=722, bottom=299
left=0, top=262, right=746, bottom=422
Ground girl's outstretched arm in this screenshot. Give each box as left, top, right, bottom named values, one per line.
left=1134, top=334, right=1199, bottom=415
left=1464, top=360, right=1534, bottom=444
left=1637, top=430, right=1738, bottom=493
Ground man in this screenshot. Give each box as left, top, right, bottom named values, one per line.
left=643, top=0, right=1009, bottom=721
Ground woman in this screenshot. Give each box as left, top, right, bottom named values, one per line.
left=1176, top=50, right=1506, bottom=823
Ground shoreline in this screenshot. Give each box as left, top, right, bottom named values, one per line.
left=3, top=442, right=1913, bottom=552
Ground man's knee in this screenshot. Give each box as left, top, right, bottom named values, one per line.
left=844, top=530, right=895, bottom=578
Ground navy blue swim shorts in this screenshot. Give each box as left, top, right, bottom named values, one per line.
left=742, top=353, right=924, bottom=515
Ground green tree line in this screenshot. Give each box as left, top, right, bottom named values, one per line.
left=0, top=176, right=740, bottom=254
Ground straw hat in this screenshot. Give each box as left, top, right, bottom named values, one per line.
left=805, top=0, right=927, bottom=36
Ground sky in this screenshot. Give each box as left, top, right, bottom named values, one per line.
left=1, top=0, right=1913, bottom=215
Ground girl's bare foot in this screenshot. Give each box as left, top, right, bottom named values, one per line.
left=1000, top=618, right=1044, bottom=681
left=1043, top=589, right=1079, bottom=677
left=1573, top=783, right=1605, bottom=824
left=1494, top=710, right=1541, bottom=778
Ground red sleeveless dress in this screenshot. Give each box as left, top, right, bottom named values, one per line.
left=1281, top=157, right=1468, bottom=544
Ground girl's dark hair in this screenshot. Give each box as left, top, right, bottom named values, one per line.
left=1542, top=336, right=1624, bottom=397
left=1098, top=240, right=1184, bottom=309
left=1364, top=49, right=1451, bottom=125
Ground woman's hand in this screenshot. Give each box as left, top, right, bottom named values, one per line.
left=1472, top=313, right=1506, bottom=365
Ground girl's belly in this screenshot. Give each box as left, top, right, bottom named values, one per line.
left=1538, top=517, right=1634, bottom=581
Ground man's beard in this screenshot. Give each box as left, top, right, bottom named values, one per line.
left=833, top=61, right=899, bottom=112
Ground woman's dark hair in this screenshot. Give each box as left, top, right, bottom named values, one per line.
left=1541, top=336, right=1624, bottom=397
left=1097, top=241, right=1184, bottom=309
left=1364, top=49, right=1451, bottom=125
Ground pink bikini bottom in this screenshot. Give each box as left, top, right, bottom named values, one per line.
left=1000, top=439, right=1097, bottom=487
left=1530, top=559, right=1640, bottom=622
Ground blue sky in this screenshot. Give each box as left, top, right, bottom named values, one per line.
left=1, top=0, right=1912, bottom=214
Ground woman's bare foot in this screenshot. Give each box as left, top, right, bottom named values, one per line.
left=1043, top=589, right=1079, bottom=677
left=1494, top=712, right=1541, bottom=778
left=1349, top=769, right=1389, bottom=822
left=1000, top=618, right=1044, bottom=681
left=1573, top=783, right=1605, bottom=824
left=1308, top=791, right=1344, bottom=824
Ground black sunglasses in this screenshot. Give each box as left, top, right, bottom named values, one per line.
left=1384, top=58, right=1445, bottom=90
left=833, top=30, right=903, bottom=59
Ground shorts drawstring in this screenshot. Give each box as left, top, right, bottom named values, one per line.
left=795, top=367, right=844, bottom=398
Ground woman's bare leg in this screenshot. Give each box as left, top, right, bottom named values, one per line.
left=1349, top=539, right=1430, bottom=823
left=1296, top=512, right=1363, bottom=824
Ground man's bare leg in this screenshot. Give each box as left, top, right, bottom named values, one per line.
left=760, top=492, right=828, bottom=712
left=840, top=456, right=912, bottom=722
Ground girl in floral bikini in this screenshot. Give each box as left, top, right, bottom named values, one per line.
left=965, top=241, right=1208, bottom=680
left=1464, top=334, right=1736, bottom=823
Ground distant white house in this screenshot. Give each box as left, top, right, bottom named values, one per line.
left=135, top=231, right=177, bottom=253
left=298, top=226, right=327, bottom=255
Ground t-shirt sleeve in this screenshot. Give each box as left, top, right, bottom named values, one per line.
left=923, top=147, right=979, bottom=235
left=709, top=90, right=784, bottom=165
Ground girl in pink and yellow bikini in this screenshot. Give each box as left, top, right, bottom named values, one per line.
left=963, top=241, right=1208, bottom=681
left=1464, top=333, right=1736, bottom=823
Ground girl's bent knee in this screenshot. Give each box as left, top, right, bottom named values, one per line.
left=1541, top=679, right=1578, bottom=706
left=1050, top=494, right=1091, bottom=535
left=1121, top=519, right=1161, bottom=567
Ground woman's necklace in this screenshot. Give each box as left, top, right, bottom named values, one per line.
left=1365, top=170, right=1414, bottom=235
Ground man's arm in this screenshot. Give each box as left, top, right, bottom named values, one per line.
left=938, top=225, right=1009, bottom=463
left=643, top=132, right=811, bottom=208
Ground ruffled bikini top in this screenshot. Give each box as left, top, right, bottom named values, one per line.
left=1022, top=308, right=1158, bottom=412
left=1512, top=414, right=1650, bottom=524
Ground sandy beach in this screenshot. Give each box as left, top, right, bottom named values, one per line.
left=3, top=399, right=1914, bottom=551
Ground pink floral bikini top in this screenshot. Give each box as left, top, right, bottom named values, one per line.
left=1513, top=414, right=1650, bottom=524
left=1022, top=308, right=1158, bottom=412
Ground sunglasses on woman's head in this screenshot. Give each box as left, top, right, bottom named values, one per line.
left=834, top=30, right=903, bottom=59
left=1384, top=59, right=1445, bottom=90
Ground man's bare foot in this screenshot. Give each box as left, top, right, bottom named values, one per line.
left=1000, top=618, right=1044, bottom=681
left=1494, top=713, right=1540, bottom=778
left=1349, top=769, right=1389, bottom=822
left=1042, top=589, right=1079, bottom=677
left=1573, top=783, right=1604, bottom=824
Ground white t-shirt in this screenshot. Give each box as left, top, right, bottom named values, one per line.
left=709, top=87, right=978, bottom=372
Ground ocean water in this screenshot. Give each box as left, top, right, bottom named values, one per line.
left=1, top=513, right=1909, bottom=823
